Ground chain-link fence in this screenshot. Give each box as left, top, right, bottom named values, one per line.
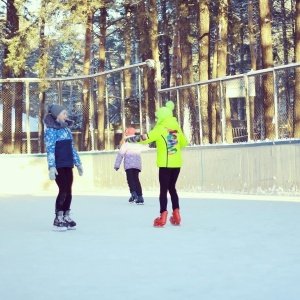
left=0, top=61, right=154, bottom=154
left=1, top=62, right=300, bottom=154
left=158, top=62, right=300, bottom=145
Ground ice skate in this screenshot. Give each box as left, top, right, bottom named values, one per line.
left=136, top=196, right=144, bottom=205
left=53, top=211, right=67, bottom=232
left=64, top=210, right=76, bottom=230
left=170, top=208, right=181, bottom=226
left=153, top=211, right=168, bottom=227
left=129, top=191, right=138, bottom=204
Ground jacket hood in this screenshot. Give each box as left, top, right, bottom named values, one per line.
left=159, top=116, right=180, bottom=130
left=43, top=114, right=74, bottom=129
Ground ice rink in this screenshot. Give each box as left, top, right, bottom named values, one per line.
left=1, top=191, right=300, bottom=300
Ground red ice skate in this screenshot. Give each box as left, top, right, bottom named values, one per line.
left=153, top=211, right=168, bottom=227
left=169, top=208, right=181, bottom=226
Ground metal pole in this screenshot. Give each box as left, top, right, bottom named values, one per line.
left=273, top=70, right=279, bottom=139
left=176, top=89, right=180, bottom=125
left=244, top=75, right=251, bottom=141
left=138, top=67, right=143, bottom=134
left=25, top=81, right=31, bottom=153
left=219, top=80, right=226, bottom=143
left=105, top=78, right=110, bottom=149
left=196, top=85, right=203, bottom=145
left=120, top=72, right=125, bottom=133
left=89, top=78, right=95, bottom=151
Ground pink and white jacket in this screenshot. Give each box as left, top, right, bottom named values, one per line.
left=114, top=137, right=149, bottom=171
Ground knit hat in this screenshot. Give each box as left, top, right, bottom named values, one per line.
left=125, top=127, right=136, bottom=136
left=48, top=104, right=66, bottom=118
left=155, top=101, right=175, bottom=123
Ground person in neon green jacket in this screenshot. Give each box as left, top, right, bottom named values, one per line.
left=126, top=100, right=188, bottom=227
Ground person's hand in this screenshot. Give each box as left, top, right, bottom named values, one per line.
left=49, top=167, right=58, bottom=180
left=77, top=164, right=83, bottom=176
left=114, top=167, right=119, bottom=171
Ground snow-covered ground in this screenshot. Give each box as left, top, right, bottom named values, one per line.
left=1, top=191, right=300, bottom=300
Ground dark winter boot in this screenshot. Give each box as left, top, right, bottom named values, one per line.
left=63, top=210, right=77, bottom=230
left=128, top=191, right=138, bottom=204
left=153, top=211, right=168, bottom=227
left=170, top=208, right=181, bottom=226
left=53, top=211, right=67, bottom=232
left=136, top=196, right=144, bottom=205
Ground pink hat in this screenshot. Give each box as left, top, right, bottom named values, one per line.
left=125, top=127, right=136, bottom=136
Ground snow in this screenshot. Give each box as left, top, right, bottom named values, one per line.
left=1, top=191, right=300, bottom=300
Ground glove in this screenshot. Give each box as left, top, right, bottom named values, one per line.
left=77, top=164, right=83, bottom=176
left=114, top=167, right=119, bottom=171
left=49, top=167, right=58, bottom=181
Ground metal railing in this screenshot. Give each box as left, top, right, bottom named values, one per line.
left=0, top=61, right=299, bottom=153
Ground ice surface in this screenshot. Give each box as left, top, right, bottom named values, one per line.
left=0, top=192, right=300, bottom=300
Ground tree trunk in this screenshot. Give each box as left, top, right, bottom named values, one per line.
left=217, top=0, right=232, bottom=143
left=177, top=0, right=199, bottom=144
left=82, top=10, right=93, bottom=150
left=248, top=1, right=256, bottom=140
left=259, top=0, right=275, bottom=139
left=96, top=7, right=107, bottom=150
left=198, top=0, right=210, bottom=145
left=294, top=0, right=300, bottom=137
left=2, top=0, right=19, bottom=154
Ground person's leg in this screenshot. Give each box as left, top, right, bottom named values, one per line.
left=53, top=168, right=69, bottom=231
left=126, top=169, right=138, bottom=202
left=126, top=169, right=137, bottom=193
left=59, top=168, right=76, bottom=229
left=168, top=168, right=180, bottom=210
left=55, top=168, right=69, bottom=213
left=158, top=167, right=171, bottom=213
left=61, top=168, right=73, bottom=211
left=133, top=169, right=142, bottom=196
left=133, top=169, right=144, bottom=204
left=168, top=168, right=181, bottom=225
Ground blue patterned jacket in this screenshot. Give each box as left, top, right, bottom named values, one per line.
left=44, top=114, right=81, bottom=169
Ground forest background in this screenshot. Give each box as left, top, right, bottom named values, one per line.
left=0, top=0, right=299, bottom=153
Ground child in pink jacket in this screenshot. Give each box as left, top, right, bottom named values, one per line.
left=114, top=127, right=149, bottom=204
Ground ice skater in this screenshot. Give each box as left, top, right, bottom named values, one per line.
left=44, top=104, right=83, bottom=231
left=125, top=101, right=188, bottom=227
left=114, top=127, right=149, bottom=204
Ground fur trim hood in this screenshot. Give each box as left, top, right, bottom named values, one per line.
left=43, top=114, right=74, bottom=129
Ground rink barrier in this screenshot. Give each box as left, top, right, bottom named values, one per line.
left=1, top=139, right=299, bottom=195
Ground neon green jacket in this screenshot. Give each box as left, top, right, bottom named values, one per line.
left=127, top=116, right=188, bottom=168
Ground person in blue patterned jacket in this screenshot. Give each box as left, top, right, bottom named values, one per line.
left=44, top=104, right=83, bottom=231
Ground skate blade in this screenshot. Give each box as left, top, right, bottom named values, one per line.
left=53, top=226, right=67, bottom=232
left=67, top=226, right=76, bottom=230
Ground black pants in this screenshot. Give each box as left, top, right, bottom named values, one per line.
left=126, top=168, right=142, bottom=196
left=159, top=167, right=180, bottom=213
left=55, top=167, right=73, bottom=213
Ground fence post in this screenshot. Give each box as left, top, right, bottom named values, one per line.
left=105, top=79, right=110, bottom=150
left=196, top=85, right=203, bottom=145
left=219, top=80, right=226, bottom=143
left=25, top=81, right=31, bottom=154
left=244, top=74, right=251, bottom=141
left=273, top=70, right=279, bottom=139
left=138, top=67, right=143, bottom=134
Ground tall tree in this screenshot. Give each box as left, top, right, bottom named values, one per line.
left=96, top=7, right=107, bottom=150
left=294, top=0, right=300, bottom=137
left=82, top=9, right=94, bottom=150
left=2, top=0, right=19, bottom=154
left=177, top=0, right=199, bottom=144
left=198, top=0, right=210, bottom=145
left=259, top=0, right=275, bottom=139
